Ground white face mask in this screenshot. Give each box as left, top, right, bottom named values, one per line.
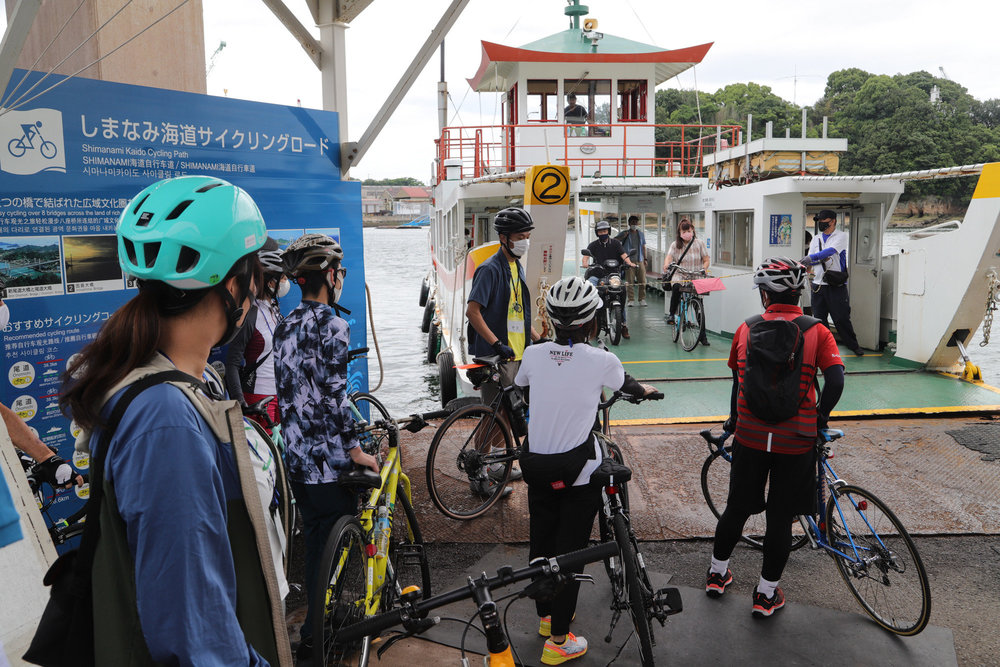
left=276, top=279, right=291, bottom=298
left=0, top=302, right=8, bottom=330
left=510, top=238, right=530, bottom=257
left=334, top=283, right=343, bottom=303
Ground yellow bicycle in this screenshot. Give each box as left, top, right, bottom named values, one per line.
left=312, top=405, right=447, bottom=666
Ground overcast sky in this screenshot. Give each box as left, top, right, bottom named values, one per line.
left=7, top=1, right=998, bottom=182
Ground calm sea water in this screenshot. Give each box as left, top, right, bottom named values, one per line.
left=361, top=228, right=1000, bottom=415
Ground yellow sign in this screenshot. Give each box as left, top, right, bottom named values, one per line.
left=525, top=165, right=570, bottom=206
left=973, top=162, right=1000, bottom=199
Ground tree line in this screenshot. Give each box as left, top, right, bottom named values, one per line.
left=655, top=68, right=1000, bottom=201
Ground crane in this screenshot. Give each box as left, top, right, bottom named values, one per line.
left=207, top=41, right=227, bottom=76
left=938, top=66, right=950, bottom=81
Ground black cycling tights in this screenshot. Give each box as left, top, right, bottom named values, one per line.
left=713, top=504, right=794, bottom=582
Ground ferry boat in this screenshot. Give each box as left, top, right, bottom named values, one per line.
left=422, top=0, right=1000, bottom=421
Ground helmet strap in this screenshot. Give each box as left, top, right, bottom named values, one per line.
left=213, top=270, right=252, bottom=347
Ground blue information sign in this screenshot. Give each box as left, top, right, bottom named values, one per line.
left=0, top=70, right=364, bottom=535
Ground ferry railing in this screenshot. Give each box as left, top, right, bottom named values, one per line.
left=435, top=122, right=742, bottom=184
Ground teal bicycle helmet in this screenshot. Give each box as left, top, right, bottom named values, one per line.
left=117, top=175, right=267, bottom=289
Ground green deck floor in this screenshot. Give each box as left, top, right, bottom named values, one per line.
left=599, top=290, right=1000, bottom=423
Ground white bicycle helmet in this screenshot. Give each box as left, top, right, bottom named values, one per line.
left=753, top=256, right=807, bottom=293
left=258, top=237, right=284, bottom=274
left=546, top=276, right=602, bottom=328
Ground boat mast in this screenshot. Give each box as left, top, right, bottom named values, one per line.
left=438, top=41, right=448, bottom=136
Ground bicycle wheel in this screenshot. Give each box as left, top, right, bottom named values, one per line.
left=350, top=392, right=394, bottom=462
left=603, top=435, right=630, bottom=514
left=608, top=304, right=622, bottom=345
left=612, top=513, right=654, bottom=667
left=671, top=301, right=682, bottom=342
left=700, top=447, right=808, bottom=551
left=383, top=484, right=432, bottom=610
left=680, top=297, right=703, bottom=351
left=313, top=516, right=371, bottom=666
left=8, top=138, right=25, bottom=157
left=425, top=404, right=514, bottom=520
left=825, top=485, right=931, bottom=636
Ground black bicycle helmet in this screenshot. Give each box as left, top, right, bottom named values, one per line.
left=283, top=233, right=343, bottom=277
left=754, top=256, right=808, bottom=293
left=493, top=207, right=534, bottom=236
left=545, top=276, right=602, bottom=328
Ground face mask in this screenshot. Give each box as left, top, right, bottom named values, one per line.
left=629, top=224, right=638, bottom=229
left=0, top=302, right=9, bottom=330
left=333, top=283, right=343, bottom=304
left=509, top=238, right=530, bottom=257
left=276, top=279, right=291, bottom=298
left=681, top=231, right=693, bottom=241
left=819, top=220, right=834, bottom=233
left=597, top=233, right=609, bottom=243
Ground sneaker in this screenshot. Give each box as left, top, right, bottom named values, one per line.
left=752, top=587, right=786, bottom=617
left=627, top=301, right=636, bottom=307
left=541, top=632, right=588, bottom=665
left=700, top=337, right=711, bottom=346
left=666, top=315, right=675, bottom=325
left=487, top=463, right=523, bottom=482
left=470, top=478, right=513, bottom=499
left=852, top=347, right=865, bottom=357
left=705, top=568, right=733, bottom=597
left=538, top=613, right=576, bottom=637
left=639, top=299, right=648, bottom=307
left=622, top=326, right=630, bottom=340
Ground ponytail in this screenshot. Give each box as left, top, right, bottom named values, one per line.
left=60, top=290, right=162, bottom=430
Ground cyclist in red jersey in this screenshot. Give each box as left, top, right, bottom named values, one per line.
left=705, top=257, right=845, bottom=616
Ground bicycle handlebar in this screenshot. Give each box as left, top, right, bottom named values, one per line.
left=597, top=390, right=663, bottom=411
left=336, top=541, right=619, bottom=643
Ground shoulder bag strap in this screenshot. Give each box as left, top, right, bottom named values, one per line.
left=665, top=240, right=694, bottom=281
left=73, top=370, right=206, bottom=581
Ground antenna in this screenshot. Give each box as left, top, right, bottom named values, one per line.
left=938, top=66, right=950, bottom=81
left=207, top=41, right=227, bottom=76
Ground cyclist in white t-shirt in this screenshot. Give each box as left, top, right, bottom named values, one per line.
left=514, top=276, right=656, bottom=665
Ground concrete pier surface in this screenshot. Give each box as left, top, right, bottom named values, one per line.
left=286, top=416, right=1000, bottom=665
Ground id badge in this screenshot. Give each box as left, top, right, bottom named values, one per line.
left=507, top=317, right=525, bottom=335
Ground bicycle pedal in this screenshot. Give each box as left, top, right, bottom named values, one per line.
left=395, top=543, right=426, bottom=566
left=652, top=587, right=683, bottom=616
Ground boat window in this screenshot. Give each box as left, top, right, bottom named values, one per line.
left=715, top=211, right=753, bottom=267
left=563, top=79, right=611, bottom=137
left=617, top=80, right=647, bottom=122
left=855, top=215, right=879, bottom=266
left=526, top=80, right=558, bottom=122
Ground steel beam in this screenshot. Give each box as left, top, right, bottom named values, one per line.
left=260, top=0, right=322, bottom=68
left=346, top=0, right=472, bottom=170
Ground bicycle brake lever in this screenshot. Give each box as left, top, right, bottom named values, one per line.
left=572, top=573, right=596, bottom=585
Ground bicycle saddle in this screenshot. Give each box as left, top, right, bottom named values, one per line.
left=591, top=457, right=632, bottom=485
left=338, top=468, right=382, bottom=490
left=472, top=355, right=502, bottom=366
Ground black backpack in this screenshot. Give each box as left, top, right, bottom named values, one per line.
left=741, top=314, right=820, bottom=424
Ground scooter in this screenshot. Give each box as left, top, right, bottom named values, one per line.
left=582, top=249, right=626, bottom=345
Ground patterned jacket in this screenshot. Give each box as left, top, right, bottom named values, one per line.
left=273, top=300, right=360, bottom=483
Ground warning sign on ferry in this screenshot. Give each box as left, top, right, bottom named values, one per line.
left=526, top=165, right=570, bottom=206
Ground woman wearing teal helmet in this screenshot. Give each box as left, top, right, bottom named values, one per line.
left=60, top=176, right=291, bottom=666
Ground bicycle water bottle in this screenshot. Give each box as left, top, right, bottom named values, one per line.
left=375, top=505, right=390, bottom=560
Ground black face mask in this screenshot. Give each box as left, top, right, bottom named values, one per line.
left=817, top=219, right=834, bottom=233
left=214, top=271, right=252, bottom=347
left=598, top=233, right=610, bottom=243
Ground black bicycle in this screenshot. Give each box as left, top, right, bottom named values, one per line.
left=425, top=355, right=526, bottom=520
left=666, top=265, right=707, bottom=352
left=333, top=542, right=620, bottom=666
left=19, top=451, right=88, bottom=547
left=595, top=391, right=681, bottom=666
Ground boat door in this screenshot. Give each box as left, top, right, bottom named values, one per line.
left=848, top=204, right=883, bottom=349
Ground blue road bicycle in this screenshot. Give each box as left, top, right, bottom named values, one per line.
left=700, top=427, right=931, bottom=636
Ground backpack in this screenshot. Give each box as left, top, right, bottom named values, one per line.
left=741, top=314, right=820, bottom=423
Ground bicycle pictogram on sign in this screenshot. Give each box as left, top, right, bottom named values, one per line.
left=8, top=121, right=58, bottom=159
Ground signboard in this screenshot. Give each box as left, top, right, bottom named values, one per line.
left=525, top=164, right=570, bottom=206
left=769, top=214, right=792, bottom=246
left=0, top=70, right=363, bottom=539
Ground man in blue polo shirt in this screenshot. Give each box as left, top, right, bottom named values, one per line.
left=466, top=207, right=540, bottom=495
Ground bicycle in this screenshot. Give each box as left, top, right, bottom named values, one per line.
left=334, top=542, right=620, bottom=666
left=425, top=354, right=527, bottom=520
left=313, top=407, right=450, bottom=666
left=8, top=120, right=58, bottom=159
left=18, top=451, right=88, bottom=547
left=594, top=390, right=682, bottom=666
left=665, top=265, right=706, bottom=352
left=700, top=426, right=931, bottom=635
